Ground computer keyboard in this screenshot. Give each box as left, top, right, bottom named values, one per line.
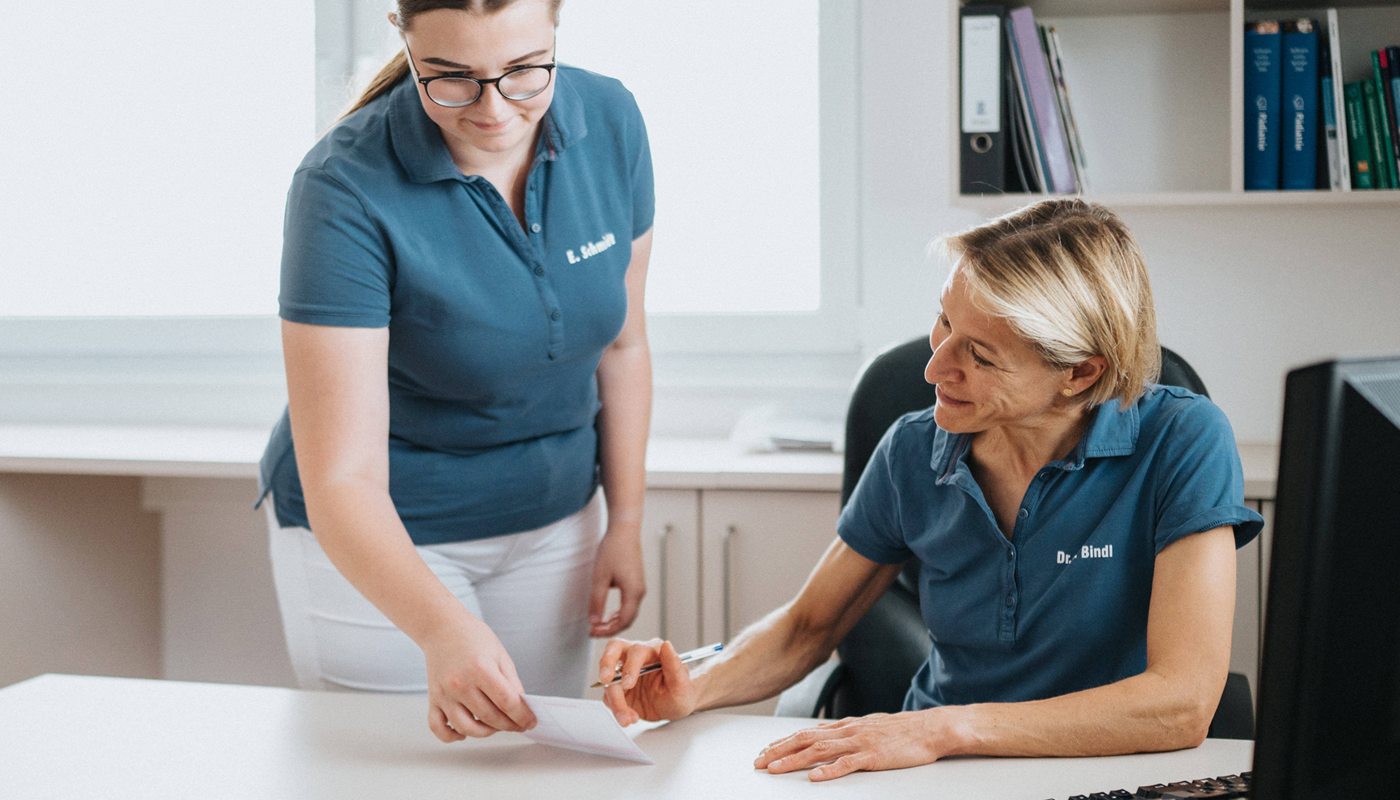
left=1052, top=771, right=1252, bottom=800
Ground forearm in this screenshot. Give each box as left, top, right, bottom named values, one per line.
left=595, top=339, right=652, bottom=531
left=942, top=667, right=1219, bottom=758
left=691, top=603, right=843, bottom=712
left=303, top=480, right=473, bottom=648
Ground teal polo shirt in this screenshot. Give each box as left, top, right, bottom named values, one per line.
left=258, top=65, right=654, bottom=545
left=838, top=385, right=1265, bottom=710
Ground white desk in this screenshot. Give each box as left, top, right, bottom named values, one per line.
left=1, top=674, right=1253, bottom=800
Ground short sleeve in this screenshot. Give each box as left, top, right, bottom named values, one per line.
left=1152, top=399, right=1265, bottom=553
left=628, top=101, right=655, bottom=239
left=838, top=421, right=915, bottom=565
left=279, top=167, right=392, bottom=328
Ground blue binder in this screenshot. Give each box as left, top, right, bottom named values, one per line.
left=1280, top=20, right=1319, bottom=190
left=1245, top=21, right=1283, bottom=190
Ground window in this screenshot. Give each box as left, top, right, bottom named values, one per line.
left=556, top=1, right=821, bottom=314
left=0, top=2, right=315, bottom=317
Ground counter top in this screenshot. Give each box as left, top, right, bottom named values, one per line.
left=0, top=425, right=1277, bottom=498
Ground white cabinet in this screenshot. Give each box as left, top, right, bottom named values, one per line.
left=591, top=488, right=841, bottom=714
left=699, top=490, right=842, bottom=716
left=698, top=491, right=842, bottom=646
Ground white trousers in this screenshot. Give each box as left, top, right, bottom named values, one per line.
left=266, top=492, right=604, bottom=698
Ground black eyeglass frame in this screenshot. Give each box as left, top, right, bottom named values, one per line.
left=401, top=38, right=557, bottom=108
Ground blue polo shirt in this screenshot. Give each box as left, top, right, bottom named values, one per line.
left=258, top=66, right=654, bottom=545
left=838, top=385, right=1265, bottom=711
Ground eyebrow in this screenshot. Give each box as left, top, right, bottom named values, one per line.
left=938, top=309, right=1001, bottom=356
left=421, top=48, right=553, bottom=70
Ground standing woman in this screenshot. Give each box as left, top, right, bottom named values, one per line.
left=257, top=0, right=655, bottom=742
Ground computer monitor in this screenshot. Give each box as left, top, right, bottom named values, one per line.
left=1253, top=356, right=1400, bottom=799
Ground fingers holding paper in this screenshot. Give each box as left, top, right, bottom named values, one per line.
left=598, top=638, right=700, bottom=726
left=423, top=616, right=538, bottom=742
left=753, top=710, right=949, bottom=782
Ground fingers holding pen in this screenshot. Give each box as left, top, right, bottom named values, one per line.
left=619, top=638, right=664, bottom=690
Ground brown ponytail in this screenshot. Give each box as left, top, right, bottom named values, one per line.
left=342, top=51, right=411, bottom=120
left=337, top=0, right=564, bottom=122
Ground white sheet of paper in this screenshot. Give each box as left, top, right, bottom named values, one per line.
left=520, top=694, right=655, bottom=764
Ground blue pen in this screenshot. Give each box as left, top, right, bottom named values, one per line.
left=593, top=642, right=723, bottom=688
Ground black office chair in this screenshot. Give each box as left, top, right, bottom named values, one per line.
left=774, top=339, right=1255, bottom=740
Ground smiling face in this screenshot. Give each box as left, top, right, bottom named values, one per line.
left=399, top=2, right=557, bottom=166
left=924, top=267, right=1082, bottom=435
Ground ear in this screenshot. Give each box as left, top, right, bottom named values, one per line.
left=388, top=12, right=399, bottom=28
left=1064, top=356, right=1108, bottom=396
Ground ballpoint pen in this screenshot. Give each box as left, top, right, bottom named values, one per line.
left=591, top=642, right=724, bottom=688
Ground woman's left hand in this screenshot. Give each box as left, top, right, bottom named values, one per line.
left=589, top=522, right=646, bottom=637
left=754, top=709, right=958, bottom=782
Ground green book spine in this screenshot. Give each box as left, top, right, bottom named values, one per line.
left=1345, top=82, right=1375, bottom=189
left=1372, top=51, right=1399, bottom=188
left=1362, top=79, right=1392, bottom=188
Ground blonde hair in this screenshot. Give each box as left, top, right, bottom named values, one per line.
left=936, top=199, right=1160, bottom=409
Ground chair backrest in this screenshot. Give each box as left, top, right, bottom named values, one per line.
left=842, top=341, right=1207, bottom=508
left=826, top=339, right=1251, bottom=735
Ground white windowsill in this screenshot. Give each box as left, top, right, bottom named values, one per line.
left=0, top=425, right=843, bottom=493
left=0, top=424, right=1279, bottom=499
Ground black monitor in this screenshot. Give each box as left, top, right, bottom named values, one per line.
left=1253, top=356, right=1400, bottom=799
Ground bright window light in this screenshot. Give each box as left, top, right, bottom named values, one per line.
left=556, top=1, right=822, bottom=313
left=0, top=2, right=315, bottom=317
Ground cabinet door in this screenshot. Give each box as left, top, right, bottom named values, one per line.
left=587, top=489, right=699, bottom=699
left=1256, top=499, right=1276, bottom=695
left=700, top=490, right=841, bottom=715
left=1230, top=498, right=1264, bottom=698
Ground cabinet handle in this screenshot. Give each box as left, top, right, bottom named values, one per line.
left=658, top=524, right=672, bottom=641
left=723, top=524, right=737, bottom=641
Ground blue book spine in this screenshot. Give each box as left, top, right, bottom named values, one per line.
left=1280, top=22, right=1318, bottom=190
left=1245, top=22, right=1283, bottom=190
left=1321, top=75, right=1341, bottom=189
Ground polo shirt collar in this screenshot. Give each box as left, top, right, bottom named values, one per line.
left=927, top=396, right=1140, bottom=480
left=389, top=69, right=588, bottom=184
left=539, top=67, right=587, bottom=158
left=1059, top=398, right=1140, bottom=470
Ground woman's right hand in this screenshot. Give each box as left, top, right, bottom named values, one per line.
left=598, top=638, right=702, bottom=726
left=421, top=615, right=537, bottom=741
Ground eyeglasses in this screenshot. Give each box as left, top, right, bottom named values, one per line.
left=401, top=38, right=556, bottom=108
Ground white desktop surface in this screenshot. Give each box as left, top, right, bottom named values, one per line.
left=1, top=674, right=1253, bottom=800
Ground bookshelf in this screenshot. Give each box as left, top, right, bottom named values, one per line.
left=949, top=0, right=1400, bottom=211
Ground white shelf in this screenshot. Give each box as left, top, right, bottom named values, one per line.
left=954, top=188, right=1400, bottom=214
left=1030, top=0, right=1229, bottom=16
left=950, top=0, right=1400, bottom=206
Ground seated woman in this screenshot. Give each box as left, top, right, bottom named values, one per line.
left=597, top=199, right=1264, bottom=782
